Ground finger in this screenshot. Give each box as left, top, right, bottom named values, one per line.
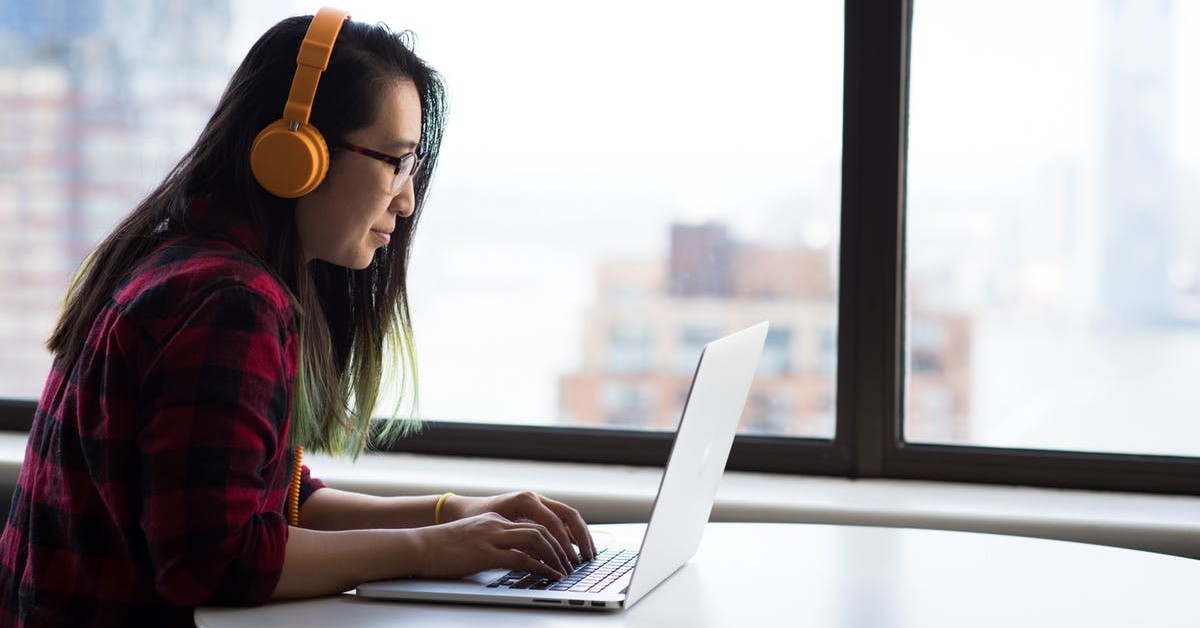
left=543, top=499, right=596, bottom=561
left=502, top=549, right=564, bottom=581
left=524, top=499, right=582, bottom=564
left=503, top=525, right=572, bottom=576
left=530, top=523, right=574, bottom=576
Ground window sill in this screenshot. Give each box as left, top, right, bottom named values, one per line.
left=0, top=432, right=1195, bottom=558
left=305, top=445, right=1200, bottom=559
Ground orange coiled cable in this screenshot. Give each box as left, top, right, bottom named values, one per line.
left=287, top=446, right=303, bottom=526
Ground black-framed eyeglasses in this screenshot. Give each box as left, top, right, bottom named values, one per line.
left=338, top=141, right=425, bottom=195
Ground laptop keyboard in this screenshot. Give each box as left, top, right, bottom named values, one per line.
left=486, top=548, right=638, bottom=593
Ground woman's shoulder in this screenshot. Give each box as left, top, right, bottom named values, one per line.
left=117, top=235, right=295, bottom=322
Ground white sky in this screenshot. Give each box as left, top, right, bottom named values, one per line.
left=249, top=0, right=1200, bottom=171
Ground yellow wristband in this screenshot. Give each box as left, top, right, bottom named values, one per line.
left=434, top=492, right=455, bottom=525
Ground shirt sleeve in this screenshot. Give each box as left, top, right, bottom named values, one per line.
left=299, top=465, right=325, bottom=505
left=135, top=283, right=296, bottom=607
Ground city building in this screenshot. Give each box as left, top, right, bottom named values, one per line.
left=559, top=222, right=972, bottom=440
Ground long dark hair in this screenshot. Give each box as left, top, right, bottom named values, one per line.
left=47, top=14, right=446, bottom=456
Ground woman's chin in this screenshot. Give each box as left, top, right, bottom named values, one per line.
left=311, top=251, right=375, bottom=270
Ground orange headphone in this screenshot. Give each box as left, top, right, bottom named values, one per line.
left=250, top=7, right=350, bottom=198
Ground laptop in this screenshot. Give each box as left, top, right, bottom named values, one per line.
left=355, top=321, right=769, bottom=611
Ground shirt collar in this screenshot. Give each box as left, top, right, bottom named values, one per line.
left=184, top=196, right=268, bottom=258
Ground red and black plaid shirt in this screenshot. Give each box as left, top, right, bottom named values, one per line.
left=0, top=201, right=325, bottom=626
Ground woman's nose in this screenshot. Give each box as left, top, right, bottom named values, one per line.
left=390, top=179, right=415, bottom=217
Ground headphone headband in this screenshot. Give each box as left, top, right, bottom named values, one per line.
left=283, top=7, right=349, bottom=127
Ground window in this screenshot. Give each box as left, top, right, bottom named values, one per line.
left=398, top=2, right=845, bottom=438
left=603, top=323, right=653, bottom=374
left=1, top=0, right=847, bottom=442
left=906, top=0, right=1200, bottom=457
left=1, top=1, right=1196, bottom=495
left=761, top=328, right=794, bottom=376
left=599, top=381, right=652, bottom=429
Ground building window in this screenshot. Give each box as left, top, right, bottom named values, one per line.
left=599, top=381, right=652, bottom=429
left=604, top=323, right=653, bottom=374
left=761, top=328, right=794, bottom=375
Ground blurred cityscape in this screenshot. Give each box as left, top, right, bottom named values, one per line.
left=557, top=223, right=972, bottom=439
left=0, top=0, right=237, bottom=396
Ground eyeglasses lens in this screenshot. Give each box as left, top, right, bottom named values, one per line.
left=391, top=155, right=423, bottom=195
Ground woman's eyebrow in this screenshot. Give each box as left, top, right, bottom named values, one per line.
left=389, top=139, right=420, bottom=152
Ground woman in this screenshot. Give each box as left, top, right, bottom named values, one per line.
left=0, top=8, right=594, bottom=626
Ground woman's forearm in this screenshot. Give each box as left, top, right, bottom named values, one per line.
left=298, top=487, right=442, bottom=531
left=272, top=526, right=426, bottom=599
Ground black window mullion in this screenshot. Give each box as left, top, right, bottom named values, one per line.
left=0, top=400, right=35, bottom=432
left=837, top=0, right=909, bottom=479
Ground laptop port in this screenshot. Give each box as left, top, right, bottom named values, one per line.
left=568, top=600, right=585, bottom=606
left=591, top=602, right=606, bottom=607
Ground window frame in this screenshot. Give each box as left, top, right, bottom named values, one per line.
left=2, top=0, right=1198, bottom=496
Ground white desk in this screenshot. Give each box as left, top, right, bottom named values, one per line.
left=196, top=522, right=1200, bottom=627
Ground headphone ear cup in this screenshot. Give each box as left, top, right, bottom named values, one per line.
left=250, top=120, right=330, bottom=198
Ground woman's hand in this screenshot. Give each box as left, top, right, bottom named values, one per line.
left=413, top=512, right=573, bottom=580
left=439, top=491, right=597, bottom=564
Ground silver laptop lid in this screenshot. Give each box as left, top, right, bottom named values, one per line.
left=623, top=321, right=768, bottom=607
